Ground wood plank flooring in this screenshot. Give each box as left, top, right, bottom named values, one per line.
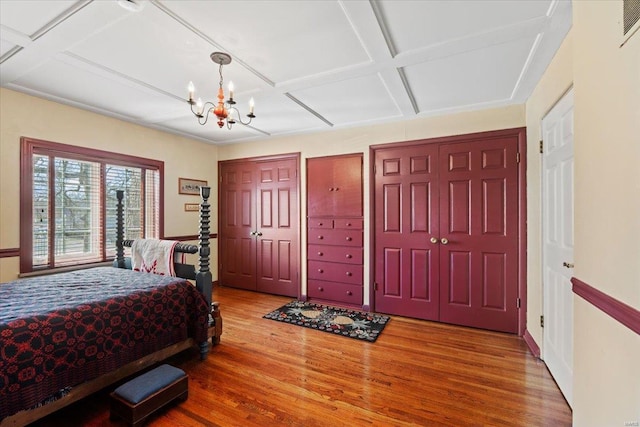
left=34, top=286, right=571, bottom=426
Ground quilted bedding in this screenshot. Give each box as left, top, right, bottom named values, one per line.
left=0, top=267, right=209, bottom=420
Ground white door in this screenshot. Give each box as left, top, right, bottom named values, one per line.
left=542, top=87, right=574, bottom=408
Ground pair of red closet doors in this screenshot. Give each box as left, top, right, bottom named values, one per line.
left=372, top=128, right=525, bottom=333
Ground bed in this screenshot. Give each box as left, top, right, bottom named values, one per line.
left=0, top=187, right=218, bottom=426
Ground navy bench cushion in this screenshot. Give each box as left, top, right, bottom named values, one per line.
left=113, top=364, right=186, bottom=404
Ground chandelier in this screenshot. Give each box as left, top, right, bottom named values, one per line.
left=187, top=52, right=255, bottom=129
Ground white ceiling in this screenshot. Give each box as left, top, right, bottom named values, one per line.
left=0, top=0, right=572, bottom=145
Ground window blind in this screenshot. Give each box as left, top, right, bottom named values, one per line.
left=22, top=138, right=163, bottom=272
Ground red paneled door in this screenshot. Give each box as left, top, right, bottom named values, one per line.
left=220, top=161, right=256, bottom=291
left=374, top=132, right=521, bottom=333
left=374, top=143, right=441, bottom=320
left=255, top=159, right=299, bottom=296
left=219, top=157, right=299, bottom=297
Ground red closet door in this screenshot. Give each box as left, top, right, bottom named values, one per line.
left=373, top=144, right=440, bottom=320
left=438, top=137, right=519, bottom=333
left=372, top=130, right=522, bottom=333
left=219, top=162, right=257, bottom=290
left=255, top=158, right=299, bottom=297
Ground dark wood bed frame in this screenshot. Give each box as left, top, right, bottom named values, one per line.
left=1, top=186, right=218, bottom=427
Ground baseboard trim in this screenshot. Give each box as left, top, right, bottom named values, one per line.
left=523, top=329, right=541, bottom=358
left=572, top=277, right=640, bottom=336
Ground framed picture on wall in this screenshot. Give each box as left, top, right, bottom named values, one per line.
left=179, top=178, right=207, bottom=195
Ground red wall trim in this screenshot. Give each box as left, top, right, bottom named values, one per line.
left=572, top=277, right=640, bottom=336
left=0, top=248, right=20, bottom=258
left=164, top=234, right=218, bottom=241
left=523, top=329, right=541, bottom=358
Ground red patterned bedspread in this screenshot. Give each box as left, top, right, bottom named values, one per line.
left=0, top=267, right=209, bottom=420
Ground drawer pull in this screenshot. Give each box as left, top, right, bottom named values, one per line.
left=318, top=222, right=323, bottom=226
left=318, top=269, right=324, bottom=273
left=318, top=235, right=324, bottom=240
left=318, top=252, right=324, bottom=256
left=346, top=272, right=352, bottom=276
left=345, top=254, right=352, bottom=259
left=346, top=237, right=352, bottom=241
left=346, top=222, right=351, bottom=226
left=346, top=290, right=353, bottom=296
left=318, top=287, right=324, bottom=292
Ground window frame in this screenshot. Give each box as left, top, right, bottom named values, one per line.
left=20, top=137, right=165, bottom=273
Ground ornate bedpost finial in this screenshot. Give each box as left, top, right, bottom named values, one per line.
left=200, top=185, right=210, bottom=199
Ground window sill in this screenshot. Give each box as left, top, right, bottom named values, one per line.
left=19, top=261, right=114, bottom=278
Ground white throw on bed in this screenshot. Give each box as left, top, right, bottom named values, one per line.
left=131, top=239, right=180, bottom=276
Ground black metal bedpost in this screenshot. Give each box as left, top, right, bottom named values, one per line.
left=196, top=186, right=213, bottom=359
left=116, top=190, right=125, bottom=269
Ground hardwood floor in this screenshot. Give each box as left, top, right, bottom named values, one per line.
left=34, top=286, right=571, bottom=426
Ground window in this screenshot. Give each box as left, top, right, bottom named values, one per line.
left=20, top=137, right=164, bottom=273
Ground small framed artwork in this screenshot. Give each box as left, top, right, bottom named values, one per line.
left=179, top=178, right=207, bottom=195
left=184, top=203, right=199, bottom=212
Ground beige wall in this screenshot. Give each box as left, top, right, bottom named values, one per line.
left=219, top=105, right=526, bottom=304
left=525, top=1, right=640, bottom=423
left=571, top=0, right=640, bottom=425
left=524, top=30, right=574, bottom=351
left=0, top=88, right=219, bottom=282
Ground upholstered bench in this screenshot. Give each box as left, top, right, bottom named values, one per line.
left=110, top=364, right=188, bottom=426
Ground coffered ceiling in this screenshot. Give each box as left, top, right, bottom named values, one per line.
left=0, top=0, right=572, bottom=145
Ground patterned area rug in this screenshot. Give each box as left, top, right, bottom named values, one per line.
left=263, top=300, right=390, bottom=342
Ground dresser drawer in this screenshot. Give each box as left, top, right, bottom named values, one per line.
left=308, top=218, right=333, bottom=229
left=308, top=280, right=363, bottom=304
left=334, top=218, right=363, bottom=230
left=308, top=260, right=363, bottom=285
left=308, top=244, right=363, bottom=264
left=308, top=229, right=363, bottom=247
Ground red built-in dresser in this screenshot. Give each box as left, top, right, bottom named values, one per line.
left=306, top=153, right=363, bottom=307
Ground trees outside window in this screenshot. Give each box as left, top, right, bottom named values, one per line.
left=20, top=138, right=163, bottom=272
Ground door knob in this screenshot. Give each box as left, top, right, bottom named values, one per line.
left=256, top=231, right=263, bottom=237
left=563, top=262, right=574, bottom=268
left=430, top=237, right=438, bottom=244
left=441, top=238, right=449, bottom=245
left=249, top=231, right=256, bottom=236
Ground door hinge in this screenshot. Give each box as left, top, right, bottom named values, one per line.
left=219, top=175, right=223, bottom=183
left=516, top=297, right=521, bottom=308
left=539, top=140, right=544, bottom=154
left=540, top=315, right=544, bottom=328
left=374, top=282, right=378, bottom=291
left=373, top=164, right=377, bottom=175
left=516, top=152, right=521, bottom=163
